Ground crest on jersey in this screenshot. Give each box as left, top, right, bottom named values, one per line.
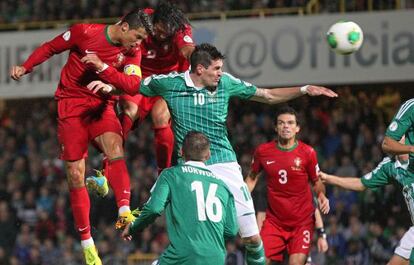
left=113, top=53, right=125, bottom=68
left=183, top=35, right=193, bottom=43
left=389, top=121, right=398, bottom=131
left=291, top=157, right=302, bottom=171
left=62, top=31, right=71, bottom=41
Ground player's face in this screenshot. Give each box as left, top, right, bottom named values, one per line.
left=121, top=27, right=148, bottom=48
left=200, top=59, right=223, bottom=88
left=153, top=22, right=172, bottom=42
left=275, top=113, right=300, bottom=141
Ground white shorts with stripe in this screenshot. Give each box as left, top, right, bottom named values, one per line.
left=207, top=162, right=259, bottom=238
left=395, top=226, right=414, bottom=260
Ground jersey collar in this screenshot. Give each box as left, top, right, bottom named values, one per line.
left=276, top=140, right=298, bottom=152
left=184, top=161, right=208, bottom=169
left=184, top=70, right=203, bottom=91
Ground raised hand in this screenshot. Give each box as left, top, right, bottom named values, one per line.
left=10, top=66, right=27, bottom=81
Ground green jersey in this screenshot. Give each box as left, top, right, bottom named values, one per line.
left=385, top=99, right=414, bottom=171
left=140, top=71, right=257, bottom=165
left=129, top=161, right=238, bottom=265
left=361, top=157, right=414, bottom=224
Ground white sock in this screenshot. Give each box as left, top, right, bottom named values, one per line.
left=81, top=238, right=94, bottom=249
left=119, top=206, right=131, bottom=215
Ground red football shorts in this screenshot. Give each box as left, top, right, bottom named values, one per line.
left=120, top=94, right=162, bottom=123
left=57, top=98, right=122, bottom=161
left=260, top=219, right=314, bottom=261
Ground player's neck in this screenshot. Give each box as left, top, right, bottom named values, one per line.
left=106, top=25, right=120, bottom=46
left=189, top=73, right=207, bottom=89
left=276, top=139, right=298, bottom=151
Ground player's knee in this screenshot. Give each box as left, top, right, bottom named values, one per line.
left=66, top=164, right=84, bottom=188
left=242, top=234, right=261, bottom=245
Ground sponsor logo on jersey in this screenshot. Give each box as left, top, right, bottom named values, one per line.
left=124, top=64, right=142, bottom=77
left=62, top=31, right=71, bottom=41
left=85, top=49, right=96, bottom=54
left=183, top=35, right=193, bottom=43
left=291, top=157, right=302, bottom=171
left=266, top=160, right=275, bottom=165
left=389, top=121, right=398, bottom=131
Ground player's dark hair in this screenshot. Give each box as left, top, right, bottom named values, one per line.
left=121, top=9, right=154, bottom=35
left=153, top=1, right=190, bottom=36
left=190, top=43, right=225, bottom=72
left=182, top=131, right=210, bottom=161
left=275, top=106, right=300, bottom=126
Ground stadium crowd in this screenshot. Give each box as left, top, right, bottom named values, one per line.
left=0, top=0, right=412, bottom=24
left=0, top=85, right=412, bottom=264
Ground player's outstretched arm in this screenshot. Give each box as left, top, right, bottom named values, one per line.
left=319, top=171, right=366, bottom=192
left=250, top=85, right=338, bottom=104
left=382, top=136, right=414, bottom=156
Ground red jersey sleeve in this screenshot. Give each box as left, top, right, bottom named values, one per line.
left=306, top=147, right=319, bottom=183
left=98, top=48, right=142, bottom=95
left=174, top=25, right=195, bottom=51
left=22, top=24, right=85, bottom=73
left=250, top=147, right=263, bottom=174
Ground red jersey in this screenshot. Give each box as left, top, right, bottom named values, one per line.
left=251, top=140, right=319, bottom=229
left=22, top=24, right=142, bottom=103
left=140, top=9, right=194, bottom=77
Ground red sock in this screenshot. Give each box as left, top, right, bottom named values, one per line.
left=154, top=125, right=174, bottom=174
left=69, top=187, right=91, bottom=240
left=106, top=158, right=130, bottom=208
left=121, top=113, right=134, bottom=141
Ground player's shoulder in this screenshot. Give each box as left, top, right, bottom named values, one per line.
left=70, top=23, right=104, bottom=36
left=151, top=71, right=185, bottom=81
left=297, top=140, right=316, bottom=154
left=394, top=98, right=414, bottom=120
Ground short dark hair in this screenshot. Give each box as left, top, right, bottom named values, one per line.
left=190, top=43, right=225, bottom=72
left=121, top=9, right=153, bottom=35
left=153, top=1, right=190, bottom=36
left=275, top=106, right=300, bottom=125
left=182, top=131, right=210, bottom=161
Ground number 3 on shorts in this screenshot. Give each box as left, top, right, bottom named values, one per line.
left=240, top=185, right=252, bottom=202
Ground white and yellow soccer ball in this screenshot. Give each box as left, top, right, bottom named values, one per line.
left=326, top=21, right=364, bottom=55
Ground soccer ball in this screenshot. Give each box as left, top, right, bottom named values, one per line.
left=326, top=21, right=364, bottom=55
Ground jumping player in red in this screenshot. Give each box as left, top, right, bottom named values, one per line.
left=10, top=10, right=152, bottom=265
left=120, top=1, right=195, bottom=173
left=245, top=106, right=329, bottom=265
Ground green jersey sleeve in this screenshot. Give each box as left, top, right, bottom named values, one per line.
left=223, top=194, right=238, bottom=239
left=129, top=172, right=171, bottom=234
left=222, top=72, right=257, bottom=99
left=385, top=100, right=414, bottom=141
left=361, top=158, right=394, bottom=190
left=139, top=75, right=166, bottom=97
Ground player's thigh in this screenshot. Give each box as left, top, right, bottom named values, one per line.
left=90, top=105, right=124, bottom=158
left=207, top=162, right=259, bottom=237
left=260, top=220, right=286, bottom=262
left=151, top=97, right=170, bottom=127
left=287, top=222, right=314, bottom=258
left=394, top=226, right=414, bottom=262
left=57, top=117, right=89, bottom=161
left=120, top=94, right=142, bottom=120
